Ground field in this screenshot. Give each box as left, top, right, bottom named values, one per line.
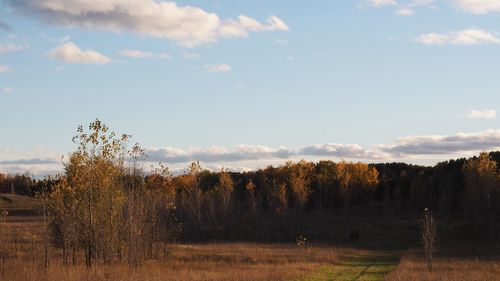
left=0, top=194, right=43, bottom=215
left=1, top=194, right=499, bottom=281
left=387, top=244, right=500, bottom=281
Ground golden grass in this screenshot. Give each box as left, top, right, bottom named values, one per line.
left=0, top=243, right=341, bottom=281
left=386, top=248, right=500, bottom=281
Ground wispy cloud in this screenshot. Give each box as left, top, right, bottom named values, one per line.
left=182, top=52, right=201, bottom=60
left=119, top=49, right=171, bottom=60
left=368, top=0, right=434, bottom=15
left=275, top=38, right=288, bottom=45
left=0, top=64, right=11, bottom=73
left=467, top=109, right=497, bottom=120
left=6, top=0, right=289, bottom=47
left=1, top=87, right=14, bottom=93
left=417, top=29, right=500, bottom=45
left=48, top=42, right=112, bottom=64
left=0, top=43, right=29, bottom=54
left=204, top=63, right=231, bottom=72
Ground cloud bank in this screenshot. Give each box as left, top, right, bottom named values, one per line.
left=3, top=129, right=500, bottom=176
left=146, top=129, right=500, bottom=164
left=5, top=0, right=289, bottom=47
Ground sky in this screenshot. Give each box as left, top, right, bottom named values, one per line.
left=1, top=0, right=500, bottom=176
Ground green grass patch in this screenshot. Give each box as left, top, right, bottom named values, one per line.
left=297, top=251, right=401, bottom=281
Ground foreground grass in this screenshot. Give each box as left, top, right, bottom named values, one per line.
left=298, top=250, right=401, bottom=281
left=0, top=243, right=341, bottom=281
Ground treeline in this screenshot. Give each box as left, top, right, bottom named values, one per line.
left=0, top=174, right=52, bottom=196
left=1, top=120, right=500, bottom=268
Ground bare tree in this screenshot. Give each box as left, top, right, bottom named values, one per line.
left=419, top=208, right=438, bottom=272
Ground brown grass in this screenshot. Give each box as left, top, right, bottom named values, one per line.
left=386, top=246, right=500, bottom=281
left=0, top=194, right=42, bottom=212
left=0, top=243, right=341, bottom=281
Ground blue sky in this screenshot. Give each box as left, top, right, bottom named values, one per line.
left=1, top=0, right=500, bottom=176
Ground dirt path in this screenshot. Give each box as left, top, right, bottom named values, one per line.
left=297, top=251, right=401, bottom=281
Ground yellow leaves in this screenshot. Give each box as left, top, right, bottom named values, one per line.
left=245, top=179, right=256, bottom=191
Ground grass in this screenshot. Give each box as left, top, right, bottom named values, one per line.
left=0, top=243, right=343, bottom=281
left=386, top=243, right=500, bottom=281
left=0, top=194, right=42, bottom=215
left=297, top=249, right=401, bottom=281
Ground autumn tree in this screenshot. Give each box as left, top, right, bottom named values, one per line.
left=245, top=179, right=258, bottom=217
left=48, top=119, right=176, bottom=267
left=177, top=162, right=205, bottom=239
left=462, top=152, right=499, bottom=240
left=288, top=160, right=314, bottom=213
left=335, top=161, right=379, bottom=240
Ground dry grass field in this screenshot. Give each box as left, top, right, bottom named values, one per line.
left=0, top=194, right=43, bottom=214
left=386, top=245, right=500, bottom=281
left=0, top=243, right=343, bottom=281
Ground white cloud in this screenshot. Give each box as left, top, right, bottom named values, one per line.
left=0, top=64, right=10, bottom=72
left=48, top=42, right=112, bottom=64
left=367, top=0, right=435, bottom=16
left=417, top=29, right=500, bottom=45
left=453, top=0, right=500, bottom=14
left=119, top=49, right=171, bottom=59
left=6, top=0, right=289, bottom=47
left=204, top=63, right=231, bottom=72
left=467, top=109, right=497, bottom=119
left=0, top=43, right=29, bottom=54
left=370, top=0, right=397, bottom=7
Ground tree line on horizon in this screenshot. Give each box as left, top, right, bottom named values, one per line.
left=1, top=119, right=499, bottom=267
